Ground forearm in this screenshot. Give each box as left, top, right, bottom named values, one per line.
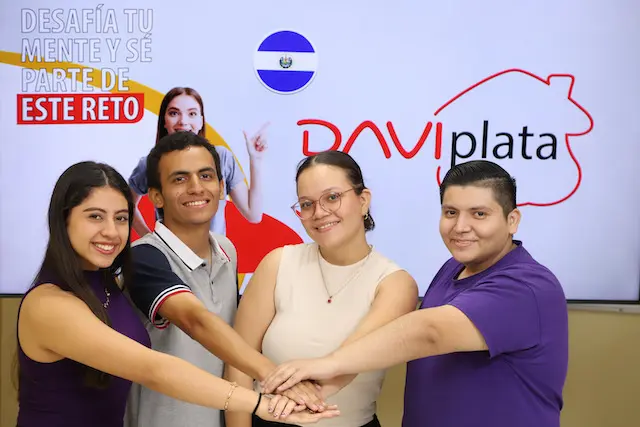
left=225, top=365, right=256, bottom=427
left=132, top=212, right=150, bottom=237
left=146, top=352, right=261, bottom=413
left=130, top=191, right=151, bottom=237
left=322, top=333, right=366, bottom=393
left=191, top=315, right=275, bottom=381
left=324, top=374, right=356, bottom=388
left=327, top=286, right=417, bottom=392
left=330, top=310, right=439, bottom=376
left=246, top=159, right=264, bottom=222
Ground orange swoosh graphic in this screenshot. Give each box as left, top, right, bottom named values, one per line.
left=0, top=50, right=242, bottom=169
left=0, top=50, right=253, bottom=285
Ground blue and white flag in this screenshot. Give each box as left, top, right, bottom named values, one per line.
left=254, top=30, right=318, bottom=94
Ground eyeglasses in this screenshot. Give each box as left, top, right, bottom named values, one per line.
left=291, top=188, right=356, bottom=220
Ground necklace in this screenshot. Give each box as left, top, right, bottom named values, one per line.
left=103, top=288, right=111, bottom=309
left=317, top=245, right=373, bottom=304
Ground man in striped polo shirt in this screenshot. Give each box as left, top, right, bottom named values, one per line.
left=123, top=132, right=323, bottom=427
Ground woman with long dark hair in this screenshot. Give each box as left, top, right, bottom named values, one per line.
left=15, top=161, right=338, bottom=427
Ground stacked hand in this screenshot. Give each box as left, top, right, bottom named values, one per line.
left=255, top=392, right=339, bottom=425
left=261, top=357, right=339, bottom=395
left=256, top=382, right=334, bottom=424
left=281, top=380, right=326, bottom=411
left=256, top=359, right=341, bottom=424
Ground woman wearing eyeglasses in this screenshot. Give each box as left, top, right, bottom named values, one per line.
left=224, top=151, right=419, bottom=427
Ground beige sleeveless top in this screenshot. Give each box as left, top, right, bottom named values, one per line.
left=261, top=243, right=402, bottom=427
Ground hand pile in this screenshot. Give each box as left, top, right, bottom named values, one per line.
left=255, top=357, right=341, bottom=425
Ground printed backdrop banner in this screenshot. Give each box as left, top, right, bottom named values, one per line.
left=1, top=0, right=639, bottom=301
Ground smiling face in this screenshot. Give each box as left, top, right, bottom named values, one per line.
left=149, top=145, right=223, bottom=228
left=295, top=164, right=370, bottom=250
left=163, top=94, right=204, bottom=136
left=66, top=186, right=130, bottom=270
left=439, top=185, right=521, bottom=276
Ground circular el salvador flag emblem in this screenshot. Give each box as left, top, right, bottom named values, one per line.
left=254, top=30, right=318, bottom=95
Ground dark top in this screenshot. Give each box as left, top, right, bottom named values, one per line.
left=16, top=270, right=151, bottom=427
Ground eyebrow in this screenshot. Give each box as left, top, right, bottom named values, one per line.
left=442, top=204, right=493, bottom=211
left=83, top=207, right=129, bottom=214
left=168, top=167, right=217, bottom=179
left=298, top=187, right=343, bottom=199
left=167, top=106, right=200, bottom=111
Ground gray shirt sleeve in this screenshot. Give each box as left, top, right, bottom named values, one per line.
left=215, top=146, right=244, bottom=195
left=128, top=156, right=149, bottom=195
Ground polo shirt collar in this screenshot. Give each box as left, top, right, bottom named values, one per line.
left=153, top=221, right=229, bottom=271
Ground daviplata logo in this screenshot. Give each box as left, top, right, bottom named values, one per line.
left=297, top=69, right=594, bottom=207
left=433, top=69, right=593, bottom=207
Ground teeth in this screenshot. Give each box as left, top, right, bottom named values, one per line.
left=185, top=200, right=207, bottom=207
left=318, top=222, right=338, bottom=230
left=94, top=243, right=115, bottom=251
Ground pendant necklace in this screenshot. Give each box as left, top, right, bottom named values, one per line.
left=102, top=287, right=111, bottom=309
left=317, top=245, right=373, bottom=304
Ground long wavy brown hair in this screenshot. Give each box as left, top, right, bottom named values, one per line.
left=155, top=87, right=206, bottom=144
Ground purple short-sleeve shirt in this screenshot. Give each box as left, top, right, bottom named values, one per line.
left=402, top=241, right=569, bottom=427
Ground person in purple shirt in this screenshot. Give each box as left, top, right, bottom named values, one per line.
left=15, top=161, right=338, bottom=427
left=259, top=160, right=569, bottom=427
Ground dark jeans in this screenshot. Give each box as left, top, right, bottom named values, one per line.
left=252, top=413, right=382, bottom=427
